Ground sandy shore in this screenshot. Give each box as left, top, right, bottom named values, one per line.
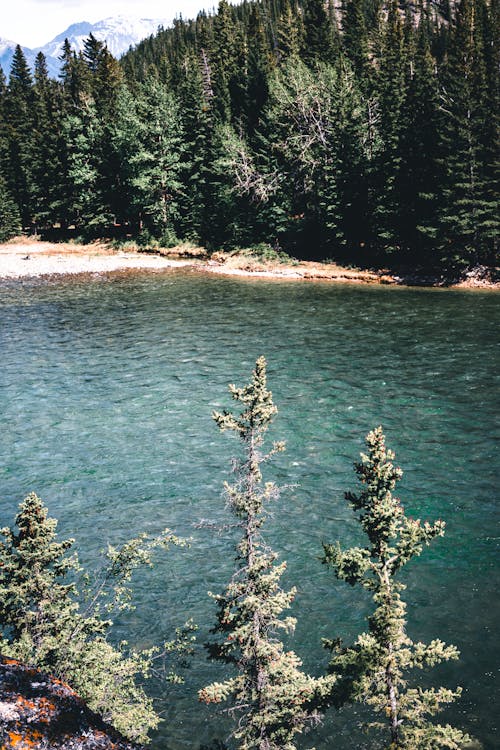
left=0, top=241, right=192, bottom=279
left=0, top=241, right=390, bottom=284
left=0, top=240, right=497, bottom=289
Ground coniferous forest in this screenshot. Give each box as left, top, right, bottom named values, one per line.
left=0, top=0, right=498, bottom=269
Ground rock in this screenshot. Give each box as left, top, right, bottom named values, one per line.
left=0, top=656, right=143, bottom=749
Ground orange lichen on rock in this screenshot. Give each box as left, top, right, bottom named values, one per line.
left=7, top=731, right=24, bottom=747
left=7, top=727, right=44, bottom=749
left=0, top=656, right=142, bottom=750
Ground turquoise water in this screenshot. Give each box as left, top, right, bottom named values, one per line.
left=0, top=271, right=498, bottom=748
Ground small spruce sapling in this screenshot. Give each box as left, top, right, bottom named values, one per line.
left=199, top=356, right=335, bottom=750
left=322, top=427, right=471, bottom=749
left=0, top=492, right=195, bottom=744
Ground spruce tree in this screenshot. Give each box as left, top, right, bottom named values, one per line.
left=112, top=78, right=185, bottom=242
left=0, top=492, right=193, bottom=744
left=439, top=0, right=499, bottom=268
left=242, top=4, right=272, bottom=134
left=4, top=45, right=35, bottom=229
left=341, top=0, right=370, bottom=87
left=176, top=49, right=218, bottom=244
left=396, top=19, right=443, bottom=265
left=211, top=0, right=241, bottom=122
left=258, top=57, right=369, bottom=258
left=63, top=94, right=112, bottom=234
left=199, top=357, right=334, bottom=750
left=0, top=175, right=21, bottom=241
left=322, top=427, right=471, bottom=749
left=276, top=0, right=303, bottom=63
left=31, top=52, right=66, bottom=230
left=59, top=38, right=87, bottom=105
left=301, top=0, right=335, bottom=65
left=372, top=0, right=408, bottom=257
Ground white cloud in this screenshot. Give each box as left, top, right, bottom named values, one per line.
left=0, top=0, right=217, bottom=48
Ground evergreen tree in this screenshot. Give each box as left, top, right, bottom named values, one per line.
left=439, top=0, right=499, bottom=268
left=176, top=50, right=217, bottom=243
left=0, top=67, right=9, bottom=172
left=259, top=58, right=369, bottom=257
left=211, top=0, right=241, bottom=122
left=200, top=357, right=335, bottom=750
left=4, top=45, right=35, bottom=229
left=0, top=175, right=22, bottom=241
left=59, top=38, right=87, bottom=105
left=0, top=492, right=194, bottom=744
left=396, top=19, right=443, bottom=264
left=63, top=97, right=109, bottom=232
left=276, top=0, right=303, bottom=62
left=301, top=0, right=336, bottom=64
left=372, top=0, right=408, bottom=257
left=112, top=78, right=186, bottom=241
left=0, top=71, right=20, bottom=240
left=322, top=427, right=471, bottom=749
left=31, top=52, right=67, bottom=229
left=341, top=0, right=370, bottom=87
left=242, top=4, right=272, bottom=134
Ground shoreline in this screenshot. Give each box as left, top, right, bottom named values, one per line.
left=0, top=240, right=497, bottom=290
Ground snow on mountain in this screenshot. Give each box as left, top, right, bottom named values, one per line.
left=37, top=16, right=169, bottom=61
left=0, top=38, right=39, bottom=79
left=0, top=38, right=18, bottom=57
left=0, top=16, right=169, bottom=78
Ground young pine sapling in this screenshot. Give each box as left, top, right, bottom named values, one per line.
left=322, top=427, right=471, bottom=749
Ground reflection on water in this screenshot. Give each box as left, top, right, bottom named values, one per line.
left=0, top=272, right=498, bottom=748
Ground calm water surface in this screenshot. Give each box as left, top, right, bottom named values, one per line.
left=0, top=271, right=498, bottom=748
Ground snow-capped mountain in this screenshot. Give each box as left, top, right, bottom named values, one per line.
left=0, top=38, right=40, bottom=79
left=0, top=16, right=169, bottom=78
left=38, top=16, right=169, bottom=61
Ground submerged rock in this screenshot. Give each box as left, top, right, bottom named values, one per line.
left=0, top=656, right=142, bottom=749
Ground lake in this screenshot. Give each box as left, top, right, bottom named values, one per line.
left=0, top=270, right=498, bottom=748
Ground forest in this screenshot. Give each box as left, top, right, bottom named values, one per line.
left=0, top=0, right=498, bottom=273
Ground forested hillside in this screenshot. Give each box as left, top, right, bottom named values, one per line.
left=0, top=0, right=498, bottom=271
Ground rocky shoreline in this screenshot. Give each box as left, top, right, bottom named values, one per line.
left=0, top=240, right=497, bottom=289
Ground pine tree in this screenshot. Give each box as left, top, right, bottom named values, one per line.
left=322, top=427, right=471, bottom=749
left=258, top=58, right=369, bottom=257
left=176, top=50, right=217, bottom=243
left=0, top=175, right=22, bottom=241
left=372, top=0, right=408, bottom=257
left=0, top=493, right=193, bottom=744
left=31, top=52, right=66, bottom=230
left=4, top=45, right=35, bottom=229
left=301, top=0, right=336, bottom=65
left=0, top=71, right=20, bottom=241
left=211, top=0, right=241, bottom=122
left=439, top=0, right=499, bottom=268
left=63, top=97, right=109, bottom=233
left=396, top=17, right=444, bottom=264
left=276, top=0, right=303, bottom=63
left=59, top=38, right=87, bottom=105
left=112, top=78, right=186, bottom=242
left=242, top=4, right=272, bottom=134
left=341, top=0, right=370, bottom=87
left=199, top=357, right=335, bottom=750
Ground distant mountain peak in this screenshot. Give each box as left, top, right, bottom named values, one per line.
left=39, top=16, right=169, bottom=61
left=0, top=15, right=170, bottom=78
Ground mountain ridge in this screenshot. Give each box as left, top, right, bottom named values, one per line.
left=0, top=16, right=169, bottom=78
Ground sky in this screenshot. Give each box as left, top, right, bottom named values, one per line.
left=0, top=0, right=218, bottom=48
